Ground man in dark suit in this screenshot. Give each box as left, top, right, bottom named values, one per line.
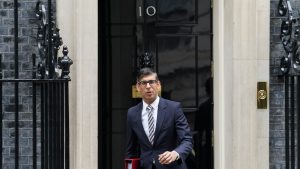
left=126, top=68, right=193, bottom=169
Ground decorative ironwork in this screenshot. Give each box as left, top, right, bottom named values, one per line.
left=0, top=0, right=71, bottom=169
left=277, top=1, right=300, bottom=169
left=58, top=46, right=73, bottom=80
left=35, top=1, right=70, bottom=79
left=278, top=0, right=300, bottom=75
left=139, top=52, right=154, bottom=69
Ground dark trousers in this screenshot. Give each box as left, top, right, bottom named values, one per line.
left=152, top=164, right=156, bottom=169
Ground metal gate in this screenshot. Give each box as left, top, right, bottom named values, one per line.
left=0, top=0, right=72, bottom=169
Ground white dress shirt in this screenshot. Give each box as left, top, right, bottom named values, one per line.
left=141, top=96, right=160, bottom=140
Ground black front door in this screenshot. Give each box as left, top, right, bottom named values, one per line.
left=99, top=0, right=213, bottom=168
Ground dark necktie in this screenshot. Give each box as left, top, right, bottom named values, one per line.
left=147, top=105, right=155, bottom=145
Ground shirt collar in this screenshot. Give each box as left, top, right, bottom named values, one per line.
left=142, top=96, right=160, bottom=109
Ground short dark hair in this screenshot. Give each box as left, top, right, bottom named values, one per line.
left=136, top=68, right=158, bottom=82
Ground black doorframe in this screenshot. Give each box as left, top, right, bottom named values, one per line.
left=99, top=0, right=112, bottom=168
left=98, top=0, right=214, bottom=168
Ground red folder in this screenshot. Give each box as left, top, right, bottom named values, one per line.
left=124, top=158, right=140, bottom=169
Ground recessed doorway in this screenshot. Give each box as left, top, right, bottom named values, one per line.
left=99, top=0, right=213, bottom=168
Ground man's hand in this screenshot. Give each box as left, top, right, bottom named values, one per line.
left=158, top=151, right=179, bottom=164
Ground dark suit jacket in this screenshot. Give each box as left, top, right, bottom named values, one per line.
left=126, top=98, right=193, bottom=169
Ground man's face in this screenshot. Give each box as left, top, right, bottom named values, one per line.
left=136, top=74, right=161, bottom=104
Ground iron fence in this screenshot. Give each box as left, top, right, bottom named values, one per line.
left=0, top=0, right=72, bottom=168
left=278, top=0, right=300, bottom=168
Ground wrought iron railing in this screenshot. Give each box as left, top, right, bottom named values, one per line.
left=278, top=0, right=300, bottom=168
left=0, top=0, right=72, bottom=169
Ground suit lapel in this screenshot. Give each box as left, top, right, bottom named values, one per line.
left=154, top=98, right=166, bottom=145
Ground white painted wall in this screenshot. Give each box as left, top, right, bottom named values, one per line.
left=214, top=0, right=269, bottom=169
left=57, top=0, right=98, bottom=169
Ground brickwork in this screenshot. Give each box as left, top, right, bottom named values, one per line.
left=270, top=0, right=300, bottom=168
left=0, top=0, right=55, bottom=168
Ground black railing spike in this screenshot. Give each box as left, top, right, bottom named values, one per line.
left=0, top=54, right=2, bottom=79
left=58, top=46, right=73, bottom=80
left=0, top=53, right=2, bottom=169
left=32, top=54, right=37, bottom=79
left=278, top=0, right=288, bottom=16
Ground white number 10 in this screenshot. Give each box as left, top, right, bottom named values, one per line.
left=138, top=6, right=156, bottom=17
